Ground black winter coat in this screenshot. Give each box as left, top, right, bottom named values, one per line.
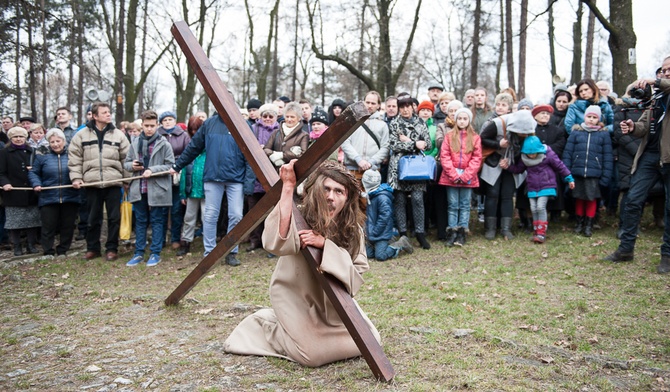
left=0, top=144, right=38, bottom=207
left=535, top=123, right=567, bottom=157
left=612, top=101, right=655, bottom=191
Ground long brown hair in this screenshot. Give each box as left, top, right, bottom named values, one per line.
left=300, top=161, right=365, bottom=259
left=576, top=79, right=601, bottom=102
left=449, top=114, right=476, bottom=153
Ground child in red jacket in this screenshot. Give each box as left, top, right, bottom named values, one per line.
left=438, top=108, right=482, bottom=246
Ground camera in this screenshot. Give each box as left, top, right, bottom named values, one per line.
left=628, top=84, right=653, bottom=101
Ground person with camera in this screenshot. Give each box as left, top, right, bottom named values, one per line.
left=603, top=56, right=670, bottom=272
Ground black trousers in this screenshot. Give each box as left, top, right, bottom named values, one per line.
left=86, top=186, right=121, bottom=253
left=41, top=202, right=79, bottom=255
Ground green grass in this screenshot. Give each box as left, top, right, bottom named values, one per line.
left=1, top=212, right=670, bottom=391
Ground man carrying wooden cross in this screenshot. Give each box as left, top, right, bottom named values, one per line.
left=224, top=159, right=381, bottom=367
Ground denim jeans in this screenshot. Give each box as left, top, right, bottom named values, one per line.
left=133, top=194, right=168, bottom=256
left=163, top=186, right=184, bottom=244
left=618, top=151, right=670, bottom=255
left=366, top=240, right=398, bottom=261
left=203, top=181, right=243, bottom=256
left=447, top=186, right=472, bottom=230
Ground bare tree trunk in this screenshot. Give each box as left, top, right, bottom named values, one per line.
left=582, top=0, right=637, bottom=94
left=584, top=2, right=596, bottom=79
left=15, top=1, right=22, bottom=119
left=67, top=0, right=76, bottom=110
left=114, top=0, right=126, bottom=124
left=124, top=0, right=139, bottom=121
left=137, top=0, right=148, bottom=112
left=28, top=9, right=37, bottom=118
left=504, top=0, right=515, bottom=90
left=76, top=2, right=84, bottom=124
left=356, top=0, right=368, bottom=100
left=517, top=0, right=527, bottom=98
left=470, top=0, right=482, bottom=88
left=41, top=0, right=48, bottom=124
left=271, top=9, right=279, bottom=100
left=495, top=0, right=504, bottom=91
left=318, top=0, right=325, bottom=106
left=291, top=0, right=299, bottom=100
left=548, top=0, right=557, bottom=84
left=570, top=2, right=583, bottom=85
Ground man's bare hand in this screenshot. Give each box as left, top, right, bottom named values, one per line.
left=358, top=159, right=372, bottom=171
left=169, top=168, right=177, bottom=175
left=298, top=229, right=325, bottom=249
left=142, top=169, right=152, bottom=178
left=72, top=179, right=83, bottom=189
left=620, top=119, right=634, bottom=134
left=280, top=159, right=298, bottom=188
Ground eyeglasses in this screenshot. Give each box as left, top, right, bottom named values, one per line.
left=662, top=68, right=670, bottom=74
left=262, top=114, right=275, bottom=119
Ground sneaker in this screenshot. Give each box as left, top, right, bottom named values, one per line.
left=126, top=255, right=144, bottom=266
left=478, top=212, right=485, bottom=223
left=225, top=253, right=241, bottom=266
left=146, top=254, right=161, bottom=267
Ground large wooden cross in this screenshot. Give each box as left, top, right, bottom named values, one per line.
left=164, top=21, right=395, bottom=382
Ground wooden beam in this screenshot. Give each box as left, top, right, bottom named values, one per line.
left=165, top=20, right=395, bottom=382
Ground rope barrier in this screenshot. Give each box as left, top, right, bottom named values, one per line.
left=5, top=170, right=173, bottom=191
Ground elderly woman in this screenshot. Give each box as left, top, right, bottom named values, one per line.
left=264, top=102, right=309, bottom=169
left=245, top=103, right=280, bottom=251
left=388, top=92, right=432, bottom=249
left=433, top=92, right=456, bottom=126
left=0, top=127, right=41, bottom=256
left=28, top=129, right=80, bottom=256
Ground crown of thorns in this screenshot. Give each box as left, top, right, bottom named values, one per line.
left=313, top=160, right=362, bottom=194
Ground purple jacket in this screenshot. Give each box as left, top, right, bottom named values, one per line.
left=507, top=146, right=571, bottom=193
left=158, top=126, right=191, bottom=160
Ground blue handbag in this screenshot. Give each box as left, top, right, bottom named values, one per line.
left=398, top=152, right=436, bottom=181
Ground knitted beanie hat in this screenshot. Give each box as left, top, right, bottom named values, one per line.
left=361, top=169, right=381, bottom=194
left=517, top=98, right=534, bottom=110
left=417, top=101, right=435, bottom=114
left=584, top=105, right=602, bottom=120
left=246, top=98, right=262, bottom=110
left=159, top=111, right=176, bottom=123
left=310, top=108, right=329, bottom=125
left=454, top=107, right=473, bottom=122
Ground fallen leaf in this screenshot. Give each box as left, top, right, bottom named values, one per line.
left=206, top=274, right=216, bottom=279
left=61, top=273, right=69, bottom=279
left=481, top=269, right=488, bottom=275
left=555, top=313, right=565, bottom=319
left=463, top=282, right=472, bottom=286
left=493, top=293, right=501, bottom=298
left=518, top=324, right=529, bottom=329
left=445, top=294, right=457, bottom=300
left=540, top=356, right=554, bottom=364
left=528, top=289, right=537, bottom=295
left=588, top=336, right=599, bottom=344
left=541, top=251, right=548, bottom=258
left=591, top=240, right=604, bottom=247
left=536, top=280, right=546, bottom=285
left=54, top=282, right=64, bottom=287
left=195, top=308, right=214, bottom=315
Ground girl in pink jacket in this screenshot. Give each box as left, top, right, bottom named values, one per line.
left=439, top=108, right=482, bottom=247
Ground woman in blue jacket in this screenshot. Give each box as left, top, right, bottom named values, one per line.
left=564, top=78, right=615, bottom=135
left=29, top=129, right=80, bottom=256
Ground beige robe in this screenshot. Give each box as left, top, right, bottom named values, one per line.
left=223, top=205, right=381, bottom=367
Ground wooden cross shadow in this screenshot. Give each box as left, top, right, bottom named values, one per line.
left=164, top=21, right=395, bottom=382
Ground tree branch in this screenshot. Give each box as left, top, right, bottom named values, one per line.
left=580, top=0, right=616, bottom=33
left=391, top=0, right=422, bottom=87
left=305, top=0, right=375, bottom=90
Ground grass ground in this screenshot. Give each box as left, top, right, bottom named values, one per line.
left=1, top=210, right=670, bottom=391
